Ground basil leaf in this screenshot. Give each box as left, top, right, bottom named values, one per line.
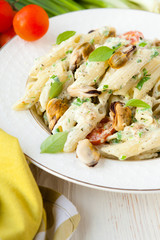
left=125, top=99, right=151, bottom=109
left=88, top=46, right=114, bottom=62
left=49, top=75, right=63, bottom=99
left=40, top=132, right=68, bottom=153
left=56, top=31, right=76, bottom=45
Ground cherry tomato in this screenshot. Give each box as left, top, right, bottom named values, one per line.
left=0, top=26, right=15, bottom=47
left=13, top=4, right=49, bottom=41
left=0, top=0, right=14, bottom=33
left=120, top=31, right=144, bottom=45
left=87, top=117, right=115, bottom=145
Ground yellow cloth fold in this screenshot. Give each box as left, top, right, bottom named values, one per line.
left=0, top=129, right=43, bottom=240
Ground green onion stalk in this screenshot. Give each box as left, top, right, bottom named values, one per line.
left=7, top=0, right=160, bottom=17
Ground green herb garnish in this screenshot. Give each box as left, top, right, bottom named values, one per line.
left=61, top=57, right=67, bottom=61
left=136, top=68, right=151, bottom=90
left=49, top=75, right=63, bottom=99
left=55, top=128, right=60, bottom=132
left=56, top=31, right=76, bottom=45
left=120, top=155, right=126, bottom=160
left=117, top=131, right=122, bottom=141
left=89, top=46, right=115, bottom=62
left=111, top=139, right=120, bottom=144
left=103, top=85, right=108, bottom=90
left=139, top=42, right=147, bottom=47
left=137, top=59, right=142, bottom=63
left=66, top=49, right=73, bottom=54
left=151, top=49, right=159, bottom=59
left=125, top=99, right=151, bottom=109
left=90, top=39, right=95, bottom=44
left=103, top=30, right=109, bottom=36
left=132, top=75, right=137, bottom=79
left=72, top=97, right=90, bottom=106
left=108, top=89, right=113, bottom=94
left=40, top=132, right=68, bottom=153
left=138, top=132, right=142, bottom=138
left=112, top=43, right=121, bottom=50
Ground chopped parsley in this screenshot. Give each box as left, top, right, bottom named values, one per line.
left=108, top=89, right=113, bottom=94
left=55, top=128, right=60, bottom=132
left=139, top=42, right=147, bottom=47
left=132, top=75, right=137, bottom=79
left=151, top=49, right=159, bottom=59
left=117, top=131, right=122, bottom=141
left=72, top=97, right=90, bottom=106
left=132, top=116, right=137, bottom=123
left=66, top=49, right=73, bottom=54
left=111, top=139, right=120, bottom=144
left=120, top=155, right=126, bottom=160
left=61, top=57, right=67, bottom=61
left=136, top=68, right=151, bottom=90
left=138, top=132, right=142, bottom=138
left=112, top=43, right=121, bottom=50
left=90, top=39, right=95, bottom=45
left=103, top=85, right=108, bottom=90
left=137, top=59, right=142, bottom=63
left=103, top=30, right=109, bottom=36
left=67, top=74, right=72, bottom=79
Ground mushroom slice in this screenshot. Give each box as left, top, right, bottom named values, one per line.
left=46, top=98, right=68, bottom=131
left=76, top=139, right=100, bottom=167
left=69, top=42, right=95, bottom=72
left=108, top=45, right=136, bottom=69
left=110, top=101, right=132, bottom=131
left=67, top=85, right=101, bottom=98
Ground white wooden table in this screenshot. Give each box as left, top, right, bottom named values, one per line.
left=31, top=164, right=160, bottom=240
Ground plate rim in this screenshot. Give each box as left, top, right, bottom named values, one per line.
left=4, top=8, right=160, bottom=193
left=26, top=154, right=160, bottom=193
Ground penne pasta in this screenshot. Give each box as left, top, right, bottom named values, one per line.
left=13, top=26, right=160, bottom=162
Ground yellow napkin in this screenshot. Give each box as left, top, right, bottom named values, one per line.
left=0, top=129, right=43, bottom=240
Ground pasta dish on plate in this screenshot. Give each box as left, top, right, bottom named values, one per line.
left=13, top=26, right=160, bottom=166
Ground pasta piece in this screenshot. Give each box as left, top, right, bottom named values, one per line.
left=69, top=61, right=108, bottom=89
left=129, top=148, right=160, bottom=160
left=152, top=97, right=160, bottom=116
left=53, top=102, right=106, bottom=152
left=39, top=71, right=74, bottom=112
left=100, top=128, right=160, bottom=159
left=84, top=26, right=116, bottom=45
left=13, top=60, right=69, bottom=110
left=29, top=26, right=115, bottom=80
left=29, top=34, right=82, bottom=79
left=114, top=72, right=143, bottom=97
left=133, top=57, right=160, bottom=99
left=135, top=95, right=154, bottom=126
left=152, top=78, right=160, bottom=99
left=98, top=49, right=152, bottom=91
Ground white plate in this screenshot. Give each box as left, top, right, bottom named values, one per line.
left=1, top=8, right=160, bottom=192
